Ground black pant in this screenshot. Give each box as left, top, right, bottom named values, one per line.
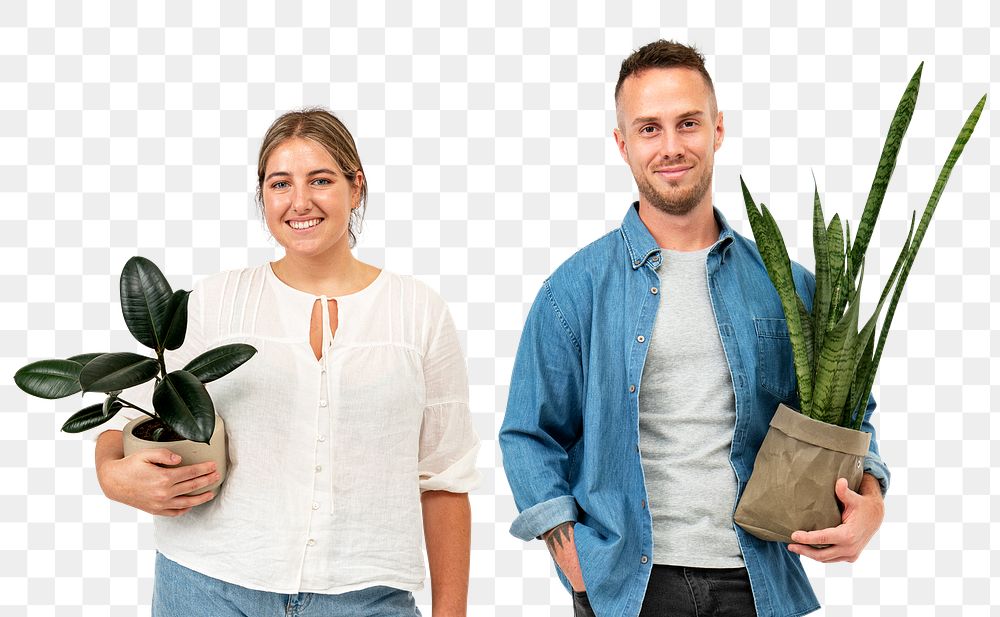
left=573, top=565, right=757, bottom=617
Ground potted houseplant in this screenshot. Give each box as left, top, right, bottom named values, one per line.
left=733, top=64, right=986, bottom=543
left=14, top=256, right=256, bottom=496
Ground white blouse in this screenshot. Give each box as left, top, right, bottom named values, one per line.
left=110, top=264, right=480, bottom=593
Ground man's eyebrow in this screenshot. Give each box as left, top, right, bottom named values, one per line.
left=631, top=110, right=706, bottom=127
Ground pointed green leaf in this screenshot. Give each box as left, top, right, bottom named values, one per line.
left=811, top=284, right=861, bottom=425
left=858, top=93, right=986, bottom=425
left=153, top=370, right=216, bottom=444
left=796, top=295, right=814, bottom=404
left=162, top=290, right=190, bottom=351
left=757, top=201, right=815, bottom=417
left=826, top=262, right=865, bottom=424
left=14, top=359, right=83, bottom=399
left=183, top=343, right=257, bottom=384
left=811, top=180, right=830, bottom=370
left=61, top=398, right=124, bottom=433
left=849, top=63, right=923, bottom=276
left=120, top=256, right=175, bottom=351
left=79, top=352, right=159, bottom=393
left=826, top=214, right=846, bottom=331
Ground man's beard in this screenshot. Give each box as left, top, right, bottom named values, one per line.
left=635, top=162, right=713, bottom=216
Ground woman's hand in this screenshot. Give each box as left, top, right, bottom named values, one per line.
left=95, top=430, right=219, bottom=517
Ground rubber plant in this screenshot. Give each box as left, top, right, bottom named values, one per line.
left=741, top=63, right=986, bottom=429
left=14, top=256, right=256, bottom=444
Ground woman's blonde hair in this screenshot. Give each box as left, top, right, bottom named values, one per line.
left=256, top=108, right=368, bottom=247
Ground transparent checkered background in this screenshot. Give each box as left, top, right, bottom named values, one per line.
left=0, top=0, right=995, bottom=615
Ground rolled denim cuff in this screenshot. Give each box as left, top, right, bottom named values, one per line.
left=509, top=495, right=578, bottom=541
left=864, top=453, right=890, bottom=497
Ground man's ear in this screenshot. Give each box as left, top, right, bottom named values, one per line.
left=613, top=127, right=629, bottom=162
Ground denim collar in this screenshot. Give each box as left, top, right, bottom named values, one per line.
left=620, top=202, right=736, bottom=270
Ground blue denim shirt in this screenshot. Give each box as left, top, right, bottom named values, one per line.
left=499, top=204, right=890, bottom=617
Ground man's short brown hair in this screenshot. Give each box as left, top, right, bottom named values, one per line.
left=614, top=39, right=715, bottom=105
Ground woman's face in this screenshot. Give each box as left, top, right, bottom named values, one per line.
left=261, top=137, right=361, bottom=260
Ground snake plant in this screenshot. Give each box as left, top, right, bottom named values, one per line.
left=741, top=63, right=986, bottom=429
left=15, top=256, right=256, bottom=443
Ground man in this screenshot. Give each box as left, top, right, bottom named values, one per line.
left=498, top=40, right=889, bottom=617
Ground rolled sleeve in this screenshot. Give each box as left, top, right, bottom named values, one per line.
left=418, top=402, right=480, bottom=493
left=859, top=392, right=891, bottom=496
left=509, top=495, right=579, bottom=541
left=499, top=280, right=585, bottom=543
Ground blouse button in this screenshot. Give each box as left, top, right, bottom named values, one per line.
left=307, top=539, right=316, bottom=547
left=318, top=435, right=326, bottom=442
left=312, top=503, right=320, bottom=510
left=315, top=465, right=322, bottom=473
left=636, top=335, right=645, bottom=343
left=319, top=400, right=328, bottom=407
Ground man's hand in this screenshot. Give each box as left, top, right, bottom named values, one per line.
left=787, top=474, right=884, bottom=563
left=543, top=521, right=586, bottom=591
left=95, top=430, right=218, bottom=517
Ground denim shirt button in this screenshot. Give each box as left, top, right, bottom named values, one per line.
left=636, top=335, right=645, bottom=343
left=641, top=500, right=646, bottom=509
left=650, top=287, right=658, bottom=294
left=629, top=384, right=636, bottom=393
left=640, top=555, right=649, bottom=564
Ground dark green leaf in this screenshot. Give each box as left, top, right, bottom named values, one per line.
left=183, top=343, right=257, bottom=384
left=849, top=63, right=923, bottom=276
left=14, top=359, right=83, bottom=399
left=79, top=352, right=159, bottom=393
left=67, top=353, right=104, bottom=367
left=153, top=370, right=215, bottom=443
left=162, top=290, right=190, bottom=351
left=61, top=399, right=123, bottom=433
left=120, top=256, right=175, bottom=351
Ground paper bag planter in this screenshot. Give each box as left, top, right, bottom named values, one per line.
left=733, top=65, right=985, bottom=544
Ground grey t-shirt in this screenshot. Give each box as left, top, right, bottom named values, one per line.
left=638, top=246, right=744, bottom=567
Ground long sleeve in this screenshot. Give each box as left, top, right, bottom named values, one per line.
left=499, top=279, right=585, bottom=541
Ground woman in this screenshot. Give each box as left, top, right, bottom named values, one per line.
left=94, top=109, right=479, bottom=616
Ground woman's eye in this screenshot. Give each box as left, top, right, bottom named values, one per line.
left=272, top=180, right=289, bottom=189
left=312, top=178, right=331, bottom=186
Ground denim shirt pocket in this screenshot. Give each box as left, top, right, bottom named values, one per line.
left=753, top=317, right=797, bottom=401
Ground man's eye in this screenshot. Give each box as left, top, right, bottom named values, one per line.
left=640, top=126, right=657, bottom=134
left=681, top=121, right=698, bottom=129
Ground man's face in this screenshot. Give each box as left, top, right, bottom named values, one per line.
left=614, top=67, right=724, bottom=217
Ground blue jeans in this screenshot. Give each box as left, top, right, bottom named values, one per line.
left=153, top=552, right=422, bottom=617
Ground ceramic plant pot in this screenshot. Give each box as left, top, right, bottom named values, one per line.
left=122, top=414, right=228, bottom=496
left=734, top=403, right=869, bottom=544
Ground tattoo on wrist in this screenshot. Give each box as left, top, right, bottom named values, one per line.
left=543, top=521, right=574, bottom=556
